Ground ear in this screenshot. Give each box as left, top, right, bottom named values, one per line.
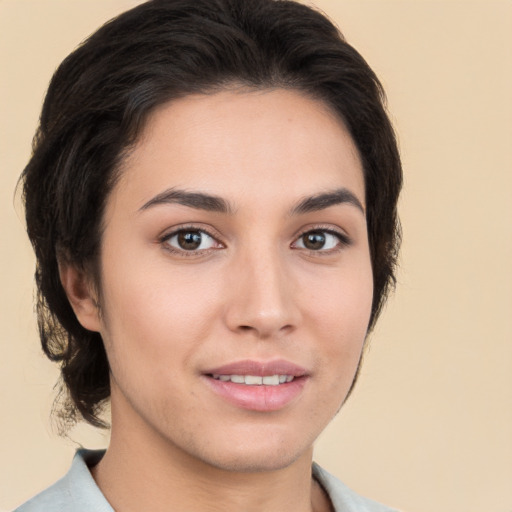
left=59, top=261, right=102, bottom=332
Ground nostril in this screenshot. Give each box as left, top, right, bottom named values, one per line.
left=236, top=323, right=295, bottom=336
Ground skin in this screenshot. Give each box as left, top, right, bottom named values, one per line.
left=61, top=88, right=373, bottom=512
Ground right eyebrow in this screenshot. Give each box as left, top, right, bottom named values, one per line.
left=138, top=188, right=234, bottom=214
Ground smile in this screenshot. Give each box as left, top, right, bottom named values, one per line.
left=203, top=359, right=308, bottom=411
left=211, top=374, right=295, bottom=385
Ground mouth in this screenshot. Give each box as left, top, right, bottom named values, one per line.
left=203, top=360, right=308, bottom=411
left=210, top=374, right=295, bottom=385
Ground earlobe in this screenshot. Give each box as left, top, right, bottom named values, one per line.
left=58, top=261, right=102, bottom=332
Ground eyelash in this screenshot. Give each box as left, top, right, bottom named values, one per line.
left=159, top=225, right=352, bottom=257
left=160, top=225, right=222, bottom=257
left=292, top=226, right=352, bottom=255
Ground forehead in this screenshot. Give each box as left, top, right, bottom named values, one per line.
left=112, top=88, right=365, bottom=213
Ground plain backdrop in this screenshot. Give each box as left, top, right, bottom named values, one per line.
left=1, top=1, right=511, bottom=511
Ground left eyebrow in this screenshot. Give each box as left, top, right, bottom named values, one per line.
left=290, top=188, right=365, bottom=216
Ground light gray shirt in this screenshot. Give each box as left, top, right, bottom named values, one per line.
left=14, top=450, right=398, bottom=512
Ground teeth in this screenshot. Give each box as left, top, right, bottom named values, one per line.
left=212, top=374, right=295, bottom=385
left=245, top=375, right=263, bottom=385
left=262, top=375, right=279, bottom=386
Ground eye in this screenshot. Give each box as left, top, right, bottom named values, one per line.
left=293, top=229, right=348, bottom=252
left=163, top=229, right=220, bottom=253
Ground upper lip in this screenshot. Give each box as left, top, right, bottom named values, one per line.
left=204, top=359, right=308, bottom=377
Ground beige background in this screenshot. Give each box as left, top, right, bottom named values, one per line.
left=1, top=1, right=511, bottom=511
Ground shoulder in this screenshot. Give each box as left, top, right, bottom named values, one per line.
left=13, top=474, right=74, bottom=512
left=13, top=450, right=112, bottom=512
left=312, top=463, right=401, bottom=512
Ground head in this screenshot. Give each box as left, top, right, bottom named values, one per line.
left=22, top=0, right=401, bottom=438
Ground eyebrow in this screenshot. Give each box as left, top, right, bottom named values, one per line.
left=139, top=188, right=233, bottom=214
left=290, top=188, right=365, bottom=216
left=139, top=186, right=364, bottom=216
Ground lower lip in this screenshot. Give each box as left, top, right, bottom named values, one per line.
left=203, top=376, right=308, bottom=412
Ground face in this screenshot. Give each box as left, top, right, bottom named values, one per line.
left=90, top=89, right=372, bottom=472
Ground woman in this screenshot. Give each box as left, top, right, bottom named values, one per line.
left=16, top=0, right=402, bottom=510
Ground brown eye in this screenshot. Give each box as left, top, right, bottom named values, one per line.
left=293, top=229, right=346, bottom=252
left=302, top=231, right=327, bottom=250
left=164, top=229, right=217, bottom=252
left=177, top=231, right=202, bottom=250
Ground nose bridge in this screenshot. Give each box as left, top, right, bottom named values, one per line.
left=225, top=240, right=298, bottom=337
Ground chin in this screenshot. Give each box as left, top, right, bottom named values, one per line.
left=200, top=446, right=307, bottom=474
left=181, top=426, right=315, bottom=474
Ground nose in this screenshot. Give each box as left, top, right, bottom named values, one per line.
left=223, top=247, right=301, bottom=339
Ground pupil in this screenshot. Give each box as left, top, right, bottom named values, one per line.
left=178, top=231, right=202, bottom=250
left=304, top=231, right=325, bottom=250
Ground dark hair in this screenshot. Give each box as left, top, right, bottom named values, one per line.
left=21, top=0, right=402, bottom=428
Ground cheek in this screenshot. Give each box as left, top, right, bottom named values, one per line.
left=306, top=259, right=373, bottom=331
left=98, top=256, right=224, bottom=362
left=302, top=256, right=373, bottom=369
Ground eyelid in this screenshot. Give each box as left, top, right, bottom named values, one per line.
left=159, top=224, right=225, bottom=255
left=157, top=223, right=351, bottom=256
left=291, top=225, right=352, bottom=252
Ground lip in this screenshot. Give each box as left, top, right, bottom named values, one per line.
left=202, top=359, right=309, bottom=412
left=204, top=359, right=308, bottom=377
